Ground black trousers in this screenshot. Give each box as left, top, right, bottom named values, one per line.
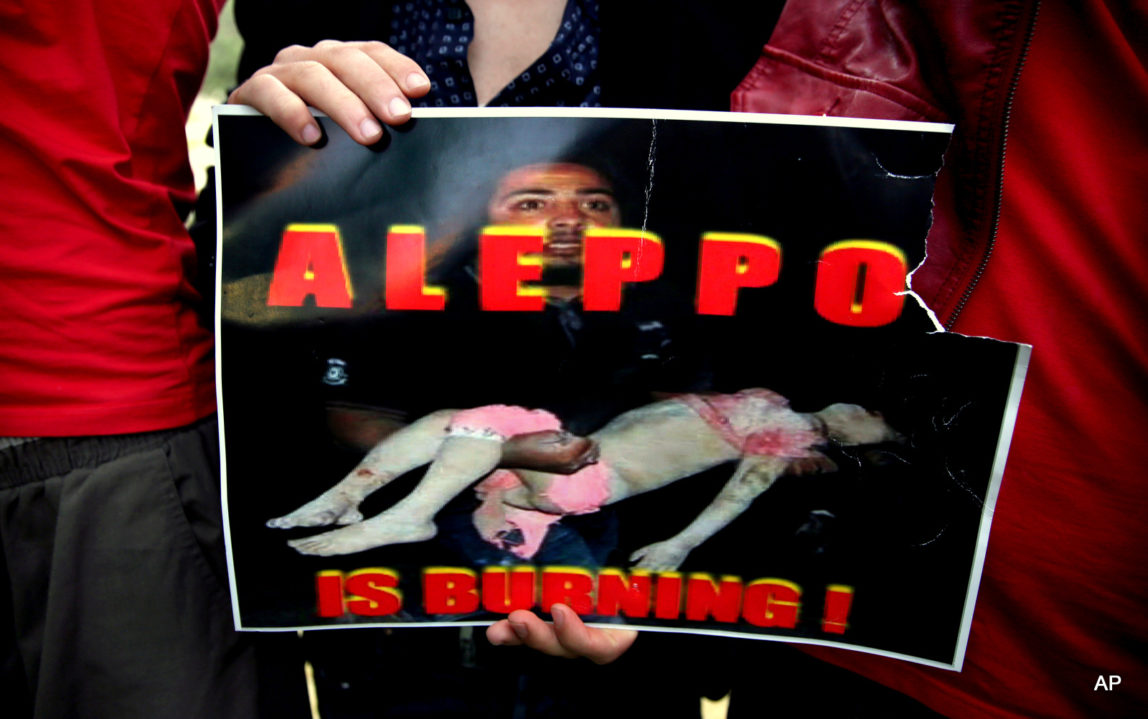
left=0, top=417, right=261, bottom=719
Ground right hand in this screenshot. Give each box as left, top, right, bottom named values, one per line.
left=500, top=431, right=600, bottom=474
left=228, top=40, right=430, bottom=146
left=487, top=604, right=638, bottom=665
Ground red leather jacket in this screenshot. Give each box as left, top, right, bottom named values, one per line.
left=733, top=1, right=1148, bottom=717
left=733, top=0, right=1040, bottom=328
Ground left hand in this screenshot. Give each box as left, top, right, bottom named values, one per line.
left=487, top=603, right=637, bottom=664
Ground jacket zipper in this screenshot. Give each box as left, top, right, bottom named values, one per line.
left=945, top=0, right=1042, bottom=329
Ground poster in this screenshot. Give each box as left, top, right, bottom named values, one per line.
left=214, top=107, right=1028, bottom=670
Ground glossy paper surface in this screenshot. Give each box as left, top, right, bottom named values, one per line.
left=214, top=107, right=1025, bottom=669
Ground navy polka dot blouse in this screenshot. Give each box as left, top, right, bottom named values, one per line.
left=388, top=0, right=601, bottom=108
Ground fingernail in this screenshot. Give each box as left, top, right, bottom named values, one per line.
left=301, top=123, right=321, bottom=144
left=552, top=604, right=568, bottom=630
left=406, top=73, right=429, bottom=90
left=388, top=96, right=411, bottom=118
left=509, top=621, right=528, bottom=640
left=359, top=117, right=382, bottom=139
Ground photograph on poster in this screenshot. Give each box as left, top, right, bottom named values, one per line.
left=214, top=108, right=1028, bottom=670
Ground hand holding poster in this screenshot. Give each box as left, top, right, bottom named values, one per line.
left=213, top=107, right=1027, bottom=670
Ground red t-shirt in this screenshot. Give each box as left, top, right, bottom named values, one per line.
left=0, top=0, right=223, bottom=436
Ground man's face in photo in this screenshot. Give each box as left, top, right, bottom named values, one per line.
left=487, top=163, right=621, bottom=270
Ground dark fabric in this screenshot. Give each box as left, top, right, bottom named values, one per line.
left=598, top=0, right=786, bottom=111
left=234, top=0, right=784, bottom=112
left=0, top=418, right=262, bottom=719
left=311, top=288, right=706, bottom=436
left=304, top=628, right=727, bottom=719
left=723, top=643, right=943, bottom=718
left=388, top=0, right=601, bottom=107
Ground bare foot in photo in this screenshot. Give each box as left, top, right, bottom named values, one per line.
left=287, top=513, right=437, bottom=556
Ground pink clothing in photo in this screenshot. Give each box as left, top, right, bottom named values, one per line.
left=447, top=405, right=562, bottom=441
left=447, top=403, right=609, bottom=558
left=678, top=388, right=821, bottom=458
left=474, top=462, right=612, bottom=559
